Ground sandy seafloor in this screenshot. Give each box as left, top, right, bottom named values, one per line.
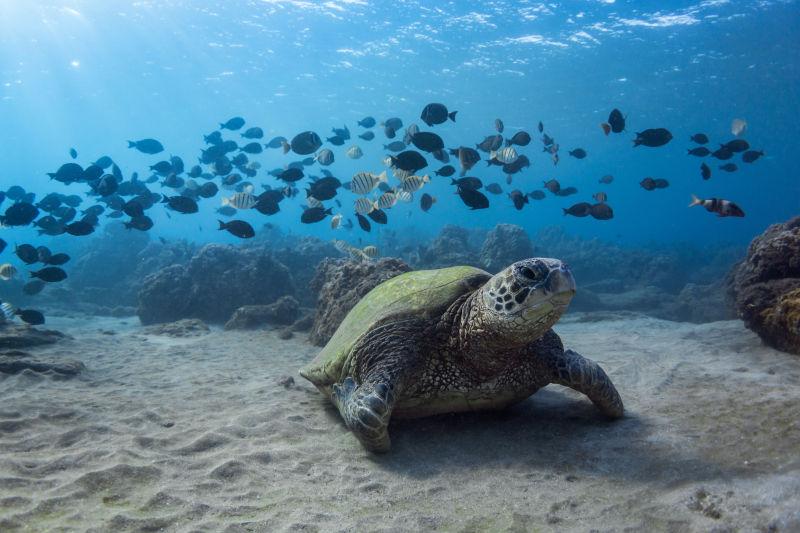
left=1, top=312, right=799, bottom=532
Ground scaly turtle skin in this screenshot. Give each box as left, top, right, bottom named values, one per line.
left=299, top=258, right=623, bottom=452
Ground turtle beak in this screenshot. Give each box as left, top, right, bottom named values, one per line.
left=546, top=262, right=576, bottom=301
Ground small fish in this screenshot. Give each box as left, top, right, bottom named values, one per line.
left=742, top=150, right=764, bottom=163
left=723, top=139, right=750, bottom=153
left=15, top=244, right=39, bottom=264
left=222, top=192, right=257, bottom=210
left=690, top=133, right=709, bottom=144
left=509, top=190, right=528, bottom=210
left=0, top=263, right=18, bottom=280
left=378, top=192, right=397, bottom=210
left=362, top=245, right=379, bottom=259
left=568, top=148, right=587, bottom=159
left=719, top=163, right=738, bottom=172
left=435, top=165, right=455, bottom=177
left=711, top=146, right=734, bottom=160
left=494, top=118, right=504, bottom=133
left=731, top=118, right=747, bottom=137
left=44, top=253, right=70, bottom=266
left=420, top=103, right=457, bottom=126
left=506, top=131, right=531, bottom=147
left=599, top=175, right=614, bottom=184
left=701, top=162, right=712, bottom=180
left=301, top=207, right=333, bottom=224
left=420, top=193, right=436, bottom=212
left=22, top=280, right=46, bottom=295
left=30, top=266, right=67, bottom=282
left=315, top=149, right=335, bottom=166
left=241, top=127, right=264, bottom=139
left=527, top=190, right=546, bottom=200
left=601, top=108, right=625, bottom=135
left=537, top=121, right=544, bottom=133
left=125, top=215, right=154, bottom=231
left=563, top=202, right=592, bottom=217
left=358, top=131, right=375, bottom=141
left=590, top=203, right=614, bottom=220
left=69, top=148, right=78, bottom=159
left=543, top=179, right=561, bottom=194
left=689, top=194, right=745, bottom=217
left=221, top=117, right=246, bottom=130
left=128, top=138, right=164, bottom=154
left=489, top=146, right=518, bottom=165
left=346, top=145, right=364, bottom=159
left=401, top=174, right=430, bottom=193
left=457, top=188, right=489, bottom=210
left=485, top=183, right=503, bottom=195
left=65, top=220, right=95, bottom=236
left=451, top=177, right=483, bottom=191
left=367, top=208, right=388, bottom=225
left=15, top=309, right=45, bottom=325
left=330, top=213, right=343, bottom=229
left=218, top=219, right=255, bottom=239
left=354, top=197, right=377, bottom=215
left=396, top=190, right=413, bottom=203
left=351, top=171, right=387, bottom=195
left=356, top=213, right=371, bottom=232
left=593, top=192, right=608, bottom=203
left=358, top=116, right=376, bottom=128
left=687, top=147, right=711, bottom=157
left=640, top=177, right=657, bottom=191
left=633, top=128, right=672, bottom=148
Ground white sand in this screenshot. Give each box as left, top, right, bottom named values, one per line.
left=1, top=313, right=799, bottom=532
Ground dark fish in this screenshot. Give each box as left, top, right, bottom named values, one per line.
left=367, top=208, right=388, bottom=224
left=527, top=190, right=546, bottom=200
left=307, top=176, right=341, bottom=201
left=538, top=121, right=544, bottom=133
left=69, top=148, right=78, bottom=159
left=555, top=186, right=577, bottom=197
left=607, top=108, right=625, bottom=134
left=590, top=203, right=614, bottom=220
left=633, top=128, right=672, bottom=147
left=690, top=133, right=709, bottom=144
left=30, top=266, right=67, bottom=282
left=123, top=199, right=145, bottom=218
left=723, top=139, right=750, bottom=153
left=640, top=177, right=657, bottom=191
left=6, top=186, right=25, bottom=200
left=128, top=138, right=164, bottom=154
left=15, top=309, right=45, bottom=325
left=266, top=136, right=287, bottom=149
left=0, top=238, right=5, bottom=254
left=356, top=213, right=371, bottom=232
left=358, top=116, right=376, bottom=128
left=495, top=119, right=504, bottom=133
left=711, top=146, right=734, bottom=160
left=15, top=244, right=39, bottom=264
left=94, top=156, right=113, bottom=169
left=563, top=202, right=592, bottom=217
left=420, top=193, right=435, bottom=212
left=1, top=202, right=39, bottom=226
left=254, top=196, right=280, bottom=216
left=94, top=174, right=118, bottom=196
left=221, top=117, right=245, bottom=130
left=509, top=190, right=528, bottom=210
left=719, top=163, right=738, bottom=172
left=420, top=103, right=457, bottom=126
left=218, top=219, right=254, bottom=238
left=241, top=127, right=263, bottom=139
left=150, top=160, right=172, bottom=175
left=687, top=147, right=711, bottom=157
left=204, top=131, right=223, bottom=145
left=451, top=146, right=481, bottom=176
left=411, top=132, right=444, bottom=153
left=742, top=150, right=764, bottom=163
left=383, top=141, right=406, bottom=152
left=543, top=179, right=560, bottom=194
left=358, top=131, right=375, bottom=141
left=542, top=133, right=555, bottom=146
left=217, top=205, right=237, bottom=217
left=485, top=183, right=503, bottom=195
left=161, top=195, right=198, bottom=214
left=701, top=162, right=712, bottom=180
left=568, top=148, right=587, bottom=159
left=198, top=182, right=219, bottom=199
left=599, top=175, right=614, bottom=184
left=240, top=142, right=263, bottom=154
left=390, top=151, right=427, bottom=173
left=506, top=131, right=531, bottom=147
left=689, top=194, right=745, bottom=217
left=451, top=177, right=483, bottom=191
left=22, top=280, right=46, bottom=295
left=326, top=135, right=345, bottom=146
left=107, top=211, right=124, bottom=219
left=125, top=215, right=154, bottom=231
left=62, top=195, right=82, bottom=208
left=301, top=207, right=332, bottom=224
left=457, top=188, right=489, bottom=210
left=476, top=134, right=504, bottom=152
left=654, top=178, right=669, bottom=188
left=331, top=125, right=350, bottom=140
left=384, top=125, right=396, bottom=139
left=289, top=131, right=322, bottom=155
left=435, top=165, right=455, bottom=177
left=65, top=220, right=95, bottom=236
left=278, top=168, right=304, bottom=183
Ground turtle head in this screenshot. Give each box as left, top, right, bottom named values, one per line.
left=476, top=258, right=575, bottom=346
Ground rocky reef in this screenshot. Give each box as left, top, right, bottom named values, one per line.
left=137, top=244, right=295, bottom=325
left=727, top=216, right=800, bottom=354
left=308, top=257, right=412, bottom=346
left=479, top=223, right=535, bottom=274
left=224, top=296, right=302, bottom=330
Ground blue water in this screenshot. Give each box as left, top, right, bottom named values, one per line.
left=0, top=0, right=798, bottom=253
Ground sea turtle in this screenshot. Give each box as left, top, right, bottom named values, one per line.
left=299, top=258, right=623, bottom=452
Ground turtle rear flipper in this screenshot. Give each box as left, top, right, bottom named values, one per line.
left=549, top=349, right=624, bottom=418
left=332, top=377, right=395, bottom=452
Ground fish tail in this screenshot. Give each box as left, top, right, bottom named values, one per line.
left=221, top=197, right=230, bottom=206
left=377, top=170, right=388, bottom=182
left=562, top=209, right=568, bottom=216
left=689, top=194, right=702, bottom=207
left=449, top=111, right=458, bottom=122
left=127, top=141, right=136, bottom=148
left=217, top=220, right=226, bottom=230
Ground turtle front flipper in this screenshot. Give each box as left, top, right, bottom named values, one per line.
left=549, top=349, right=624, bottom=418
left=332, top=377, right=395, bottom=452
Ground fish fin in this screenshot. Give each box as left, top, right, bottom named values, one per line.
left=127, top=141, right=136, bottom=148
left=222, top=197, right=230, bottom=206
left=689, top=194, right=702, bottom=207
left=449, top=111, right=458, bottom=122
left=600, top=123, right=611, bottom=136
left=217, top=220, right=226, bottom=230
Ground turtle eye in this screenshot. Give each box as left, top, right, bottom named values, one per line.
left=520, top=266, right=537, bottom=280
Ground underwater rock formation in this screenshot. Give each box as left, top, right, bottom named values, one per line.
left=728, top=216, right=800, bottom=354
left=308, top=257, right=411, bottom=346
left=479, top=223, right=535, bottom=273
left=0, top=352, right=84, bottom=376
left=144, top=318, right=210, bottom=337
left=0, top=323, right=66, bottom=349
left=137, top=244, right=295, bottom=325
left=271, top=237, right=342, bottom=306
left=417, top=225, right=482, bottom=269
left=224, top=296, right=301, bottom=330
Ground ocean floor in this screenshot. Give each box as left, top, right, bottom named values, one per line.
left=1, top=313, right=799, bottom=532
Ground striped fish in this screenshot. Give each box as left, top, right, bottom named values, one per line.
left=307, top=196, right=323, bottom=209
left=222, top=192, right=257, bottom=209
left=490, top=146, right=518, bottom=164
left=377, top=191, right=397, bottom=210
left=354, top=197, right=377, bottom=215
left=401, top=174, right=430, bottom=193
left=396, top=190, right=413, bottom=203
left=0, top=263, right=17, bottom=281
left=350, top=171, right=387, bottom=194
left=392, top=167, right=412, bottom=180
left=362, top=245, right=379, bottom=259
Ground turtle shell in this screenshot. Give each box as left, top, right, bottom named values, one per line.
left=299, top=265, right=491, bottom=387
